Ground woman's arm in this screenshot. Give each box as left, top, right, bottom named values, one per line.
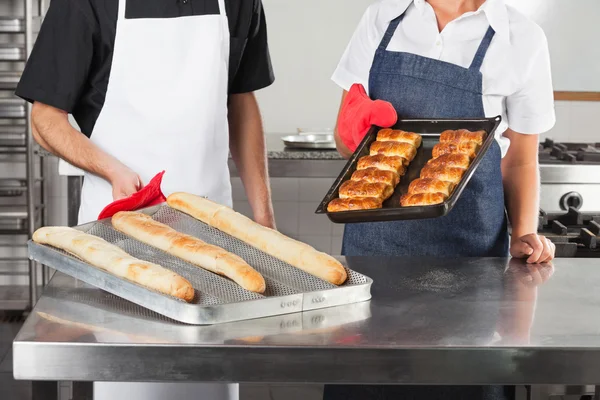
left=501, top=129, right=555, bottom=263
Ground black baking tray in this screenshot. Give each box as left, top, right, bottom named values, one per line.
left=315, top=116, right=502, bottom=223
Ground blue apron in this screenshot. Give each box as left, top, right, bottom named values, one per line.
left=341, top=13, right=510, bottom=259
left=326, top=11, right=512, bottom=400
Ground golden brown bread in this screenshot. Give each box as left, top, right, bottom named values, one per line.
left=369, top=141, right=417, bottom=162
left=339, top=180, right=394, bottom=201
left=376, top=129, right=422, bottom=147
left=351, top=167, right=400, bottom=187
left=440, top=129, right=486, bottom=145
left=400, top=192, right=447, bottom=207
left=112, top=211, right=266, bottom=294
left=167, top=193, right=348, bottom=285
left=420, top=165, right=465, bottom=184
left=432, top=142, right=480, bottom=159
left=356, top=154, right=407, bottom=174
left=426, top=153, right=471, bottom=170
left=32, top=226, right=195, bottom=302
left=408, top=178, right=455, bottom=197
left=327, top=197, right=383, bottom=212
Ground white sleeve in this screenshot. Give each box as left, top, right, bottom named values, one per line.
left=506, top=31, right=556, bottom=134
left=331, top=4, right=383, bottom=94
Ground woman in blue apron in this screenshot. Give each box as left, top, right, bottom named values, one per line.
left=326, top=0, right=556, bottom=398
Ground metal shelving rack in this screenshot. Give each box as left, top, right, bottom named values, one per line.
left=0, top=0, right=47, bottom=311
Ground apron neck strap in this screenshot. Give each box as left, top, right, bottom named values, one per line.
left=218, top=0, right=227, bottom=16
left=117, top=0, right=227, bottom=20
left=377, top=14, right=406, bottom=51
left=469, top=26, right=495, bottom=71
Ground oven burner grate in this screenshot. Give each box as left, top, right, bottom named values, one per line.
left=539, top=139, right=600, bottom=164
left=538, top=207, right=600, bottom=258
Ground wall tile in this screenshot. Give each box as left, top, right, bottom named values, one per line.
left=545, top=101, right=572, bottom=141
left=331, top=222, right=345, bottom=236
left=272, top=201, right=299, bottom=238
left=232, top=201, right=253, bottom=218
left=298, top=202, right=333, bottom=236
left=569, top=101, right=600, bottom=142
left=331, top=235, right=343, bottom=255
left=298, top=178, right=335, bottom=202
left=230, top=178, right=246, bottom=201
left=298, top=235, right=332, bottom=253
left=270, top=178, right=300, bottom=201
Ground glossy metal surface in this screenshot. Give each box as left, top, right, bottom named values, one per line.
left=13, top=257, right=600, bottom=384
left=282, top=134, right=336, bottom=149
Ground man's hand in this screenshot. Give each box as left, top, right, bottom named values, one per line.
left=108, top=165, right=142, bottom=201
left=510, top=233, right=555, bottom=264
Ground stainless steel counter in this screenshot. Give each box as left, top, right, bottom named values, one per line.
left=12, top=257, right=600, bottom=396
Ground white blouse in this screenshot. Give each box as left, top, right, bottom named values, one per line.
left=332, top=0, right=556, bottom=156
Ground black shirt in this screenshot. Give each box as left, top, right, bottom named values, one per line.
left=16, top=0, right=274, bottom=137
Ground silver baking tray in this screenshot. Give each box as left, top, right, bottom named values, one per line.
left=28, top=205, right=372, bottom=325
left=282, top=134, right=336, bottom=149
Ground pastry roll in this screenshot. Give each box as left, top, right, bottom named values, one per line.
left=440, top=129, right=486, bottom=145
left=432, top=142, right=480, bottom=159
left=426, top=153, right=471, bottom=170
left=339, top=180, right=394, bottom=201
left=376, top=129, right=422, bottom=147
left=420, top=165, right=465, bottom=184
left=370, top=141, right=417, bottom=162
left=351, top=167, right=401, bottom=187
left=408, top=178, right=455, bottom=197
left=357, top=154, right=407, bottom=174
left=327, top=197, right=383, bottom=212
left=400, top=192, right=446, bottom=207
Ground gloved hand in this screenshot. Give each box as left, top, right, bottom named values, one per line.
left=98, top=171, right=166, bottom=220
left=337, top=83, right=398, bottom=152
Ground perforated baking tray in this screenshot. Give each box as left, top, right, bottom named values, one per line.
left=315, top=117, right=502, bottom=223
left=28, top=206, right=372, bottom=325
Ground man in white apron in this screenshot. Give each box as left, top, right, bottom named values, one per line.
left=17, top=0, right=275, bottom=398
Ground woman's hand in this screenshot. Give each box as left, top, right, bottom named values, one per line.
left=510, top=233, right=555, bottom=263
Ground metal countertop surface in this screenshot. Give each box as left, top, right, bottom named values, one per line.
left=13, top=257, right=600, bottom=384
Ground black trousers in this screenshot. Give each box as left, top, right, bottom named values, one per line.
left=323, top=385, right=516, bottom=400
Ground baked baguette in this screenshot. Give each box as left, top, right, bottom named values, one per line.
left=167, top=193, right=348, bottom=285
left=408, top=178, right=455, bottom=197
left=339, top=180, right=394, bottom=201
left=420, top=165, right=465, bottom=184
left=112, top=211, right=266, bottom=293
left=426, top=153, right=471, bottom=170
left=432, top=142, right=480, bottom=159
left=376, top=129, right=422, bottom=147
left=369, top=141, right=417, bottom=162
left=440, top=129, right=486, bottom=145
left=356, top=154, right=407, bottom=174
left=32, top=226, right=194, bottom=302
left=351, top=167, right=400, bottom=187
left=400, top=192, right=446, bottom=207
left=327, top=197, right=382, bottom=212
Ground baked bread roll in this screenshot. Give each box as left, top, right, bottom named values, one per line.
left=32, top=226, right=194, bottom=302
left=112, top=211, right=266, bottom=294
left=440, top=129, right=486, bottom=145
left=357, top=154, right=407, bottom=174
left=369, top=141, right=417, bottom=162
left=339, top=180, right=394, bottom=201
left=426, top=153, right=471, bottom=170
left=327, top=197, right=382, bottom=212
left=376, top=129, right=422, bottom=147
left=432, top=142, right=479, bottom=159
left=400, top=192, right=446, bottom=207
left=420, top=165, right=465, bottom=184
left=351, top=168, right=400, bottom=187
left=408, top=178, right=455, bottom=197
left=167, top=193, right=348, bottom=285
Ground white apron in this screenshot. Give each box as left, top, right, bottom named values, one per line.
left=78, top=0, right=232, bottom=225
left=91, top=0, right=236, bottom=398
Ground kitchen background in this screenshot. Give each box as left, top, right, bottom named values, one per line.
left=0, top=0, right=599, bottom=291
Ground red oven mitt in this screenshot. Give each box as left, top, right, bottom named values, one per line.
left=338, top=83, right=398, bottom=152
left=97, top=171, right=166, bottom=220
